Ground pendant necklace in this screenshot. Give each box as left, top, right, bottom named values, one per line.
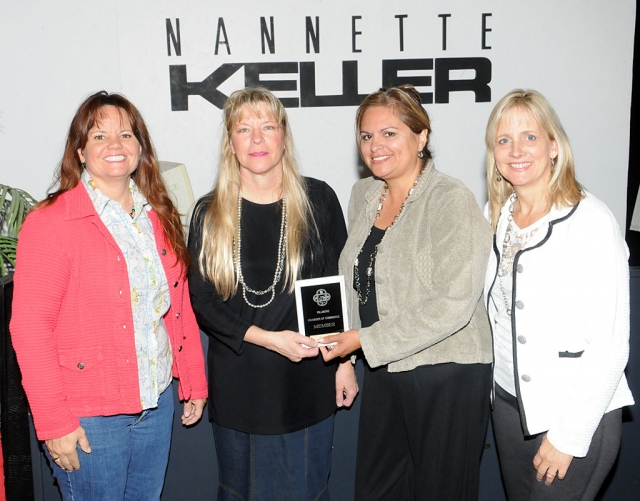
left=234, top=191, right=287, bottom=308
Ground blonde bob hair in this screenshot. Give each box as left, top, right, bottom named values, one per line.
left=197, top=87, right=314, bottom=299
left=485, top=89, right=583, bottom=231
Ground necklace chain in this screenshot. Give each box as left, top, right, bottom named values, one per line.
left=498, top=192, right=517, bottom=316
left=354, top=166, right=426, bottom=305
left=234, top=191, right=287, bottom=308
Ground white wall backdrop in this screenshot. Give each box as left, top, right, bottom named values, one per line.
left=1, top=0, right=635, bottom=226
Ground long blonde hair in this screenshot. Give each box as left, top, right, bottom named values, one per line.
left=485, top=89, right=583, bottom=231
left=198, top=87, right=314, bottom=299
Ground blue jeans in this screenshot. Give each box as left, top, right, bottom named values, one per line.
left=45, top=387, right=174, bottom=501
left=213, top=414, right=334, bottom=501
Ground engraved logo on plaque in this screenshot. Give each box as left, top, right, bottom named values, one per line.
left=313, top=288, right=331, bottom=307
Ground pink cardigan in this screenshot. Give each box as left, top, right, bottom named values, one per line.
left=10, top=184, right=208, bottom=441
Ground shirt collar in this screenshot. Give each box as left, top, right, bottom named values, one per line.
left=81, top=169, right=148, bottom=220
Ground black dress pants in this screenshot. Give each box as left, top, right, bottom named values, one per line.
left=355, top=362, right=492, bottom=501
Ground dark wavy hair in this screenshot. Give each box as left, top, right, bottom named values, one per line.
left=39, top=91, right=190, bottom=271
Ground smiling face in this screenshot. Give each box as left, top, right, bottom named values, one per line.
left=494, top=106, right=558, bottom=196
left=77, top=105, right=141, bottom=188
left=358, top=105, right=427, bottom=185
left=230, top=103, right=285, bottom=184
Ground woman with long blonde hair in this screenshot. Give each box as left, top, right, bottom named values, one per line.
left=188, top=87, right=357, bottom=500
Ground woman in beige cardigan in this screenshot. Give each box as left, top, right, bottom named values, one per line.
left=320, top=85, right=493, bottom=501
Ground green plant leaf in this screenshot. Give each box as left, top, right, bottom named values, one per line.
left=0, top=183, right=36, bottom=238
left=0, top=234, right=17, bottom=277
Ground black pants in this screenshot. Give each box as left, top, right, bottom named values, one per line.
left=354, top=362, right=492, bottom=501
left=492, top=384, right=622, bottom=501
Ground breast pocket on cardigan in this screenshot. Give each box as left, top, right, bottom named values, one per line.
left=58, top=347, right=106, bottom=398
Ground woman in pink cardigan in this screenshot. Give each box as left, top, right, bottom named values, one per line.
left=11, top=91, right=208, bottom=501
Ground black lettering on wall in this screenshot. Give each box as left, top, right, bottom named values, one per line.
left=169, top=63, right=242, bottom=110
left=395, top=15, right=408, bottom=52
left=434, top=57, right=491, bottom=103
left=482, top=13, right=492, bottom=50
left=382, top=59, right=434, bottom=104
left=352, top=16, right=362, bottom=53
left=300, top=61, right=368, bottom=107
left=244, top=62, right=298, bottom=107
left=260, top=17, right=275, bottom=54
left=306, top=16, right=320, bottom=54
left=168, top=58, right=493, bottom=110
left=215, top=18, right=231, bottom=55
left=438, top=14, right=451, bottom=51
left=166, top=19, right=181, bottom=56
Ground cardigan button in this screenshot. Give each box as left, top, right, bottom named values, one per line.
left=521, top=374, right=531, bottom=383
left=516, top=264, right=523, bottom=273
left=376, top=276, right=385, bottom=284
left=515, top=300, right=524, bottom=310
left=77, top=363, right=85, bottom=370
left=162, top=249, right=167, bottom=255
left=173, top=281, right=179, bottom=287
left=517, top=335, right=527, bottom=344
left=178, top=346, right=183, bottom=352
left=175, top=312, right=180, bottom=318
left=379, top=308, right=388, bottom=316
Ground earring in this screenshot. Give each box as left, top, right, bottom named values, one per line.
left=417, top=151, right=424, bottom=159
left=81, top=162, right=86, bottom=169
left=496, top=173, right=502, bottom=182
left=551, top=157, right=556, bottom=172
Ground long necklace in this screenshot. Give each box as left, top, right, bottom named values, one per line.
left=497, top=192, right=543, bottom=317
left=497, top=192, right=517, bottom=316
left=234, top=191, right=287, bottom=308
left=354, top=166, right=426, bottom=305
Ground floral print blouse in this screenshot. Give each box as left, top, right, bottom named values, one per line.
left=82, top=170, right=172, bottom=409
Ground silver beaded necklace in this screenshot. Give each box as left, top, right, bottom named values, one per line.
left=354, top=166, right=426, bottom=305
left=234, top=190, right=287, bottom=308
left=497, top=192, right=543, bottom=317
left=497, top=192, right=517, bottom=316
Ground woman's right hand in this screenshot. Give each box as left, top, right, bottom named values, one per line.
left=45, top=425, right=92, bottom=472
left=245, top=326, right=319, bottom=362
left=318, top=329, right=362, bottom=362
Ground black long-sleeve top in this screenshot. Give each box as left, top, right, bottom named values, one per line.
left=188, top=178, right=347, bottom=434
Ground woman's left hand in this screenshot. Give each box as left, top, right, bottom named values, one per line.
left=318, top=329, right=361, bottom=362
left=335, top=359, right=358, bottom=407
left=181, top=398, right=207, bottom=426
left=533, top=434, right=574, bottom=485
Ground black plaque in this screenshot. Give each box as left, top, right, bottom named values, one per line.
left=295, top=275, right=348, bottom=341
